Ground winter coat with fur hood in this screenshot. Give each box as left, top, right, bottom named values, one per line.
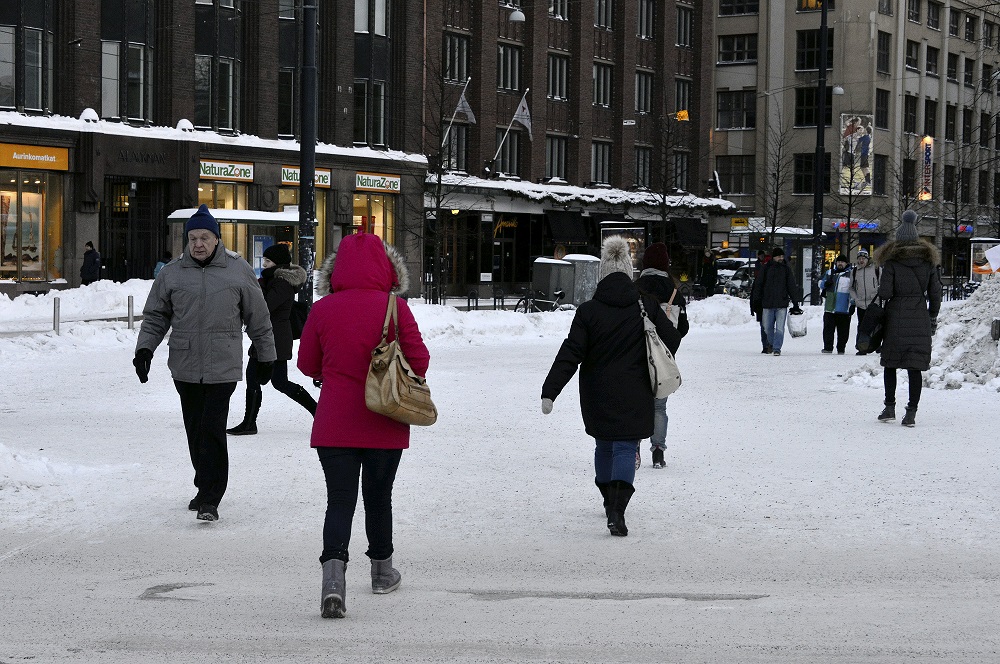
left=873, top=240, right=942, bottom=371
left=297, top=233, right=430, bottom=450
left=260, top=264, right=307, bottom=360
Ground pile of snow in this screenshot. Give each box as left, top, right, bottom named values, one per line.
left=928, top=279, right=1000, bottom=390
left=0, top=279, right=152, bottom=327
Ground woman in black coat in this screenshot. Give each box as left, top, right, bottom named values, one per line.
left=541, top=236, right=681, bottom=537
left=228, top=243, right=317, bottom=435
left=872, top=211, right=942, bottom=427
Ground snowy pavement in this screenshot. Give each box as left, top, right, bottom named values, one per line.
left=1, top=288, right=998, bottom=662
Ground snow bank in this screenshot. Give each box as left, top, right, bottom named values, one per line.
left=0, top=279, right=153, bottom=325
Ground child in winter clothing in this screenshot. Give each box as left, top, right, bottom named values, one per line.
left=819, top=254, right=854, bottom=354
left=849, top=249, right=880, bottom=354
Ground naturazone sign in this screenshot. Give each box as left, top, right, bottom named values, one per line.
left=356, top=172, right=401, bottom=193
left=200, top=160, right=254, bottom=182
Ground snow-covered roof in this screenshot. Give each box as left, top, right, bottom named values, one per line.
left=427, top=172, right=735, bottom=211
left=167, top=208, right=300, bottom=223
left=730, top=225, right=814, bottom=236
left=0, top=111, right=427, bottom=165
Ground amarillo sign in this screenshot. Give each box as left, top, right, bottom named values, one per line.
left=355, top=172, right=401, bottom=193
left=200, top=160, right=254, bottom=182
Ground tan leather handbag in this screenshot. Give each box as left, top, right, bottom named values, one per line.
left=365, top=294, right=437, bottom=426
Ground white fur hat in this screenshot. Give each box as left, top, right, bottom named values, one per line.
left=599, top=235, right=634, bottom=280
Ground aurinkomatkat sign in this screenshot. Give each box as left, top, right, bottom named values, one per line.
left=355, top=172, right=401, bottom=193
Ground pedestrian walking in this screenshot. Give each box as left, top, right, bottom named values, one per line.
left=819, top=254, right=854, bottom=354
left=749, top=247, right=801, bottom=356
left=699, top=248, right=718, bottom=297
left=80, top=241, right=101, bottom=285
left=227, top=243, right=317, bottom=435
left=635, top=242, right=688, bottom=469
left=848, top=249, right=880, bottom=354
left=541, top=235, right=681, bottom=537
left=752, top=249, right=770, bottom=352
left=873, top=210, right=942, bottom=427
left=297, top=232, right=430, bottom=619
left=133, top=205, right=276, bottom=522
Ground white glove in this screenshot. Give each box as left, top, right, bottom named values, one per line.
left=541, top=398, right=553, bottom=414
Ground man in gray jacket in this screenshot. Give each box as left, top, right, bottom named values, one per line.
left=848, top=249, right=880, bottom=355
left=134, top=205, right=276, bottom=521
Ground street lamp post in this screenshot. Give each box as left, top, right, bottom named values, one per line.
left=298, top=2, right=318, bottom=307
left=810, top=0, right=830, bottom=306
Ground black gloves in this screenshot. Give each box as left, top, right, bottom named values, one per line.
left=930, top=316, right=938, bottom=335
left=790, top=305, right=803, bottom=315
left=133, top=348, right=153, bottom=383
left=256, top=361, right=273, bottom=385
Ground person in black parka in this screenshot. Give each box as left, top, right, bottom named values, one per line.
left=699, top=249, right=718, bottom=297
left=872, top=210, right=942, bottom=427
left=541, top=236, right=681, bottom=537
left=80, top=241, right=101, bottom=285
left=228, top=243, right=317, bottom=435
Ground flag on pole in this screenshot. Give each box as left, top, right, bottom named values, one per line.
left=455, top=92, right=476, bottom=124
left=513, top=94, right=532, bottom=140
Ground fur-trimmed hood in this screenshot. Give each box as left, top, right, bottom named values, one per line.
left=272, top=264, right=307, bottom=288
left=873, top=240, right=940, bottom=268
left=315, top=235, right=410, bottom=297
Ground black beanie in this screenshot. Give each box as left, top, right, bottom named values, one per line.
left=263, top=243, right=292, bottom=265
left=836, top=254, right=848, bottom=263
left=642, top=242, right=670, bottom=271
left=771, top=246, right=784, bottom=257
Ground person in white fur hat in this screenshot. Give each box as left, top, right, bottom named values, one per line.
left=541, top=236, right=681, bottom=537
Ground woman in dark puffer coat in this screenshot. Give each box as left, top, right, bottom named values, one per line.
left=873, top=210, right=942, bottom=427
left=541, top=236, right=680, bottom=537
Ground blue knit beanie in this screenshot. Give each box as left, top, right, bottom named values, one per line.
left=185, top=204, right=220, bottom=238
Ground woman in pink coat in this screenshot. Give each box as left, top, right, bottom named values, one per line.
left=297, top=233, right=430, bottom=619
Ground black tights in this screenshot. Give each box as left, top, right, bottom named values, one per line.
left=884, top=369, right=922, bottom=408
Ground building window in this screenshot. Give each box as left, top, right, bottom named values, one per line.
left=985, top=22, right=996, bottom=48
left=995, top=173, right=1000, bottom=206
left=355, top=0, right=369, bottom=32
left=962, top=108, right=973, bottom=144
left=985, top=64, right=995, bottom=92
left=675, top=78, right=691, bottom=113
left=944, top=166, right=957, bottom=200
left=593, top=62, right=612, bottom=106
left=961, top=168, right=971, bottom=203
left=878, top=0, right=892, bottom=16
left=546, top=135, right=567, bottom=179
left=966, top=15, right=977, bottom=42
left=278, top=68, right=295, bottom=136
left=194, top=55, right=213, bottom=127
left=907, top=0, right=920, bottom=23
left=949, top=9, right=960, bottom=36
left=194, top=0, right=243, bottom=131
left=903, top=95, right=917, bottom=133
left=673, top=151, right=690, bottom=190
left=101, top=42, right=120, bottom=118
left=635, top=146, right=652, bottom=188
left=0, top=27, right=12, bottom=107
left=371, top=81, right=385, bottom=145
left=794, top=87, right=833, bottom=127
left=218, top=58, right=236, bottom=130
left=443, top=123, right=468, bottom=172
left=979, top=170, right=990, bottom=204
left=715, top=155, right=756, bottom=194
left=721, top=0, right=759, bottom=16
left=591, top=141, right=611, bottom=184
left=635, top=70, right=653, bottom=113
left=717, top=90, right=756, bottom=129
left=279, top=0, right=295, bottom=18
left=355, top=0, right=389, bottom=36
left=947, top=53, right=958, bottom=80
left=793, top=153, right=831, bottom=194
left=595, top=0, right=613, bottom=29
left=103, top=1, right=157, bottom=120
left=873, top=154, right=887, bottom=195
left=981, top=112, right=991, bottom=147
left=876, top=32, right=891, bottom=73
left=964, top=57, right=975, bottom=86
left=497, top=44, right=521, bottom=91
left=444, top=33, right=470, bottom=83
left=0, top=18, right=55, bottom=112
left=354, top=81, right=367, bottom=142
left=905, top=40, right=919, bottom=70
left=902, top=158, right=916, bottom=197
left=875, top=88, right=889, bottom=129
left=495, top=128, right=522, bottom=176
left=796, top=29, right=834, bottom=70
left=637, top=0, right=654, bottom=38
left=548, top=54, right=569, bottom=99
left=926, top=47, right=939, bottom=75
left=945, top=104, right=956, bottom=141
left=927, top=1, right=940, bottom=28
left=924, top=99, right=937, bottom=137
left=718, top=34, right=758, bottom=64
left=550, top=0, right=569, bottom=19
left=676, top=7, right=692, bottom=47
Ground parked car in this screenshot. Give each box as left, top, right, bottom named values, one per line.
left=715, top=258, right=750, bottom=293
left=723, top=266, right=753, bottom=297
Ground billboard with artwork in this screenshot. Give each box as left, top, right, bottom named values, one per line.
left=839, top=114, right=874, bottom=195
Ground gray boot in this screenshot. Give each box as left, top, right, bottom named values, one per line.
left=371, top=556, right=402, bottom=594
left=877, top=400, right=896, bottom=422
left=321, top=559, right=347, bottom=618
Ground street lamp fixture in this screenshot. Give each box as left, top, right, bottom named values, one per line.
left=810, top=0, right=832, bottom=306
left=508, top=8, right=525, bottom=22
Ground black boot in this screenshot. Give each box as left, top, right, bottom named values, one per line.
left=606, top=480, right=635, bottom=537
left=595, top=479, right=611, bottom=520
left=877, top=400, right=895, bottom=422
left=289, top=384, right=318, bottom=416
left=652, top=448, right=665, bottom=469
left=227, top=389, right=261, bottom=435
left=901, top=406, right=917, bottom=427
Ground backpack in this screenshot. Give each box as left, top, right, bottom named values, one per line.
left=290, top=299, right=310, bottom=340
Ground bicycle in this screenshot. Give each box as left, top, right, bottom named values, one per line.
left=513, top=288, right=568, bottom=313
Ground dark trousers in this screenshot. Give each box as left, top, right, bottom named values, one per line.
left=885, top=368, right=923, bottom=408
left=822, top=312, right=852, bottom=352
left=174, top=380, right=237, bottom=507
left=317, top=447, right=403, bottom=564
left=246, top=357, right=307, bottom=401
left=856, top=306, right=867, bottom=326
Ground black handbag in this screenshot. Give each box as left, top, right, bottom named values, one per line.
left=856, top=298, right=886, bottom=353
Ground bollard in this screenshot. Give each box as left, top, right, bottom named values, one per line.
left=992, top=318, right=1000, bottom=342
left=467, top=290, right=479, bottom=311
left=493, top=288, right=505, bottom=311
left=53, top=297, right=60, bottom=335
left=128, top=295, right=135, bottom=330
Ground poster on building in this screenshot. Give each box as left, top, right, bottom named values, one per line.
left=839, top=114, right=874, bottom=195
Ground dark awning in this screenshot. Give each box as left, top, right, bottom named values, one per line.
left=545, top=210, right=591, bottom=244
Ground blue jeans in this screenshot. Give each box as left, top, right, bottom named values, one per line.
left=762, top=308, right=788, bottom=352
left=650, top=397, right=668, bottom=451
left=594, top=439, right=639, bottom=484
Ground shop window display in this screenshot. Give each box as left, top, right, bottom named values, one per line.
left=1, top=169, right=61, bottom=281
left=353, top=193, right=394, bottom=242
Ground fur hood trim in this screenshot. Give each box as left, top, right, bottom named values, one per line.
left=315, top=239, right=411, bottom=297
left=873, top=240, right=940, bottom=267
left=273, top=264, right=307, bottom=288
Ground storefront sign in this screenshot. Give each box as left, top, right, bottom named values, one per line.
left=830, top=219, right=880, bottom=231
left=200, top=160, right=254, bottom=182
left=730, top=217, right=749, bottom=229
left=0, top=143, right=68, bottom=171
left=493, top=218, right=518, bottom=238
left=281, top=166, right=332, bottom=188
left=919, top=137, right=933, bottom=201
left=355, top=172, right=401, bottom=193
